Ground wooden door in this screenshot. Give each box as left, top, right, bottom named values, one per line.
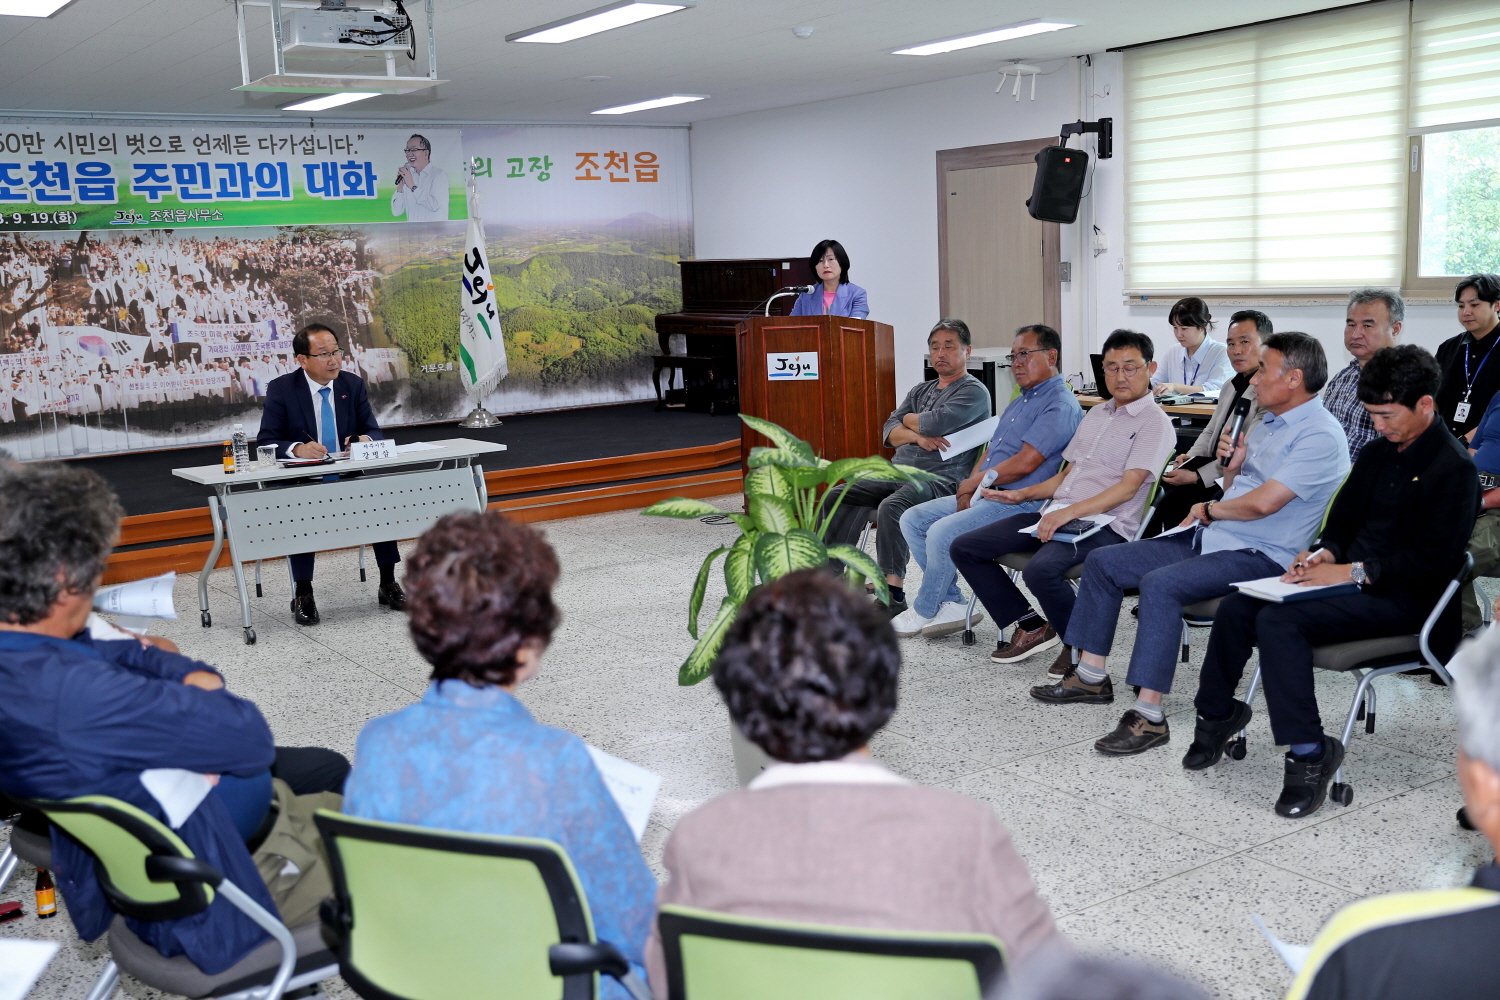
left=937, top=140, right=1062, bottom=356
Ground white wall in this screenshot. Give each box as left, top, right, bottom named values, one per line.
left=690, top=64, right=1080, bottom=393
left=691, top=53, right=1468, bottom=401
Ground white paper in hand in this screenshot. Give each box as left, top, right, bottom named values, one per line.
left=586, top=745, right=662, bottom=843
left=139, top=769, right=215, bottom=828
left=938, top=415, right=999, bottom=461
left=94, top=571, right=178, bottom=620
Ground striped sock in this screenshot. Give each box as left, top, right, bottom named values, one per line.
left=1075, top=661, right=1108, bottom=685
left=1133, top=699, right=1165, bottom=724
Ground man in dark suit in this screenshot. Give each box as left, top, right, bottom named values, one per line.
left=258, top=324, right=406, bottom=625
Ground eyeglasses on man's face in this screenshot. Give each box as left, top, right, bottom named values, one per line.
left=1005, top=347, right=1050, bottom=364
left=403, top=147, right=428, bottom=154
left=1102, top=363, right=1146, bottom=376
left=305, top=349, right=345, bottom=360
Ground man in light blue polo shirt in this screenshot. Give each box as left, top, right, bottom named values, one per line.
left=1038, top=332, right=1350, bottom=757
left=896, top=325, right=1082, bottom=636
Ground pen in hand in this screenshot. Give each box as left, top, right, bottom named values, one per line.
left=1292, top=548, right=1327, bottom=570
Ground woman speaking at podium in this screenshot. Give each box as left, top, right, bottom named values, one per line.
left=791, top=239, right=869, bottom=319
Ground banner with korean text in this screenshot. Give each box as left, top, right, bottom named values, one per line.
left=0, top=126, right=465, bottom=231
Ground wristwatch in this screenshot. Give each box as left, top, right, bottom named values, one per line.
left=1350, top=562, right=1367, bottom=586
left=1202, top=501, right=1215, bottom=522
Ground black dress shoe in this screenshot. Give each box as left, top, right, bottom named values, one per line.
left=1031, top=673, right=1114, bottom=704
left=1459, top=806, right=1477, bottom=831
left=1182, top=700, right=1254, bottom=770
left=1275, top=737, right=1345, bottom=819
left=378, top=580, right=407, bottom=611
left=291, top=593, right=320, bottom=626
left=1095, top=710, right=1170, bottom=755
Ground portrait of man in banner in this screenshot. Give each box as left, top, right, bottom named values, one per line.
left=391, top=133, right=449, bottom=222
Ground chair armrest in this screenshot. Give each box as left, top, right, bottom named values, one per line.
left=1419, top=552, right=1474, bottom=683
left=550, top=942, right=654, bottom=1000
left=145, top=854, right=223, bottom=888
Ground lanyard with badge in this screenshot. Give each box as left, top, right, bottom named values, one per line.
left=1455, top=338, right=1494, bottom=423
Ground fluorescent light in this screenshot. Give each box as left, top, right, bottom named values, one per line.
left=507, top=1, right=691, bottom=44
left=592, top=94, right=705, bottom=115
left=892, top=21, right=1076, bottom=56
left=281, top=92, right=380, bottom=112
left=0, top=0, right=73, bottom=16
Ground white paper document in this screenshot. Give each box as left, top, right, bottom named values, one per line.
left=1020, top=509, right=1116, bottom=541
left=93, top=571, right=177, bottom=620
left=395, top=441, right=445, bottom=454
left=86, top=611, right=139, bottom=642
left=139, top=768, right=215, bottom=829
left=586, top=745, right=662, bottom=843
left=1252, top=913, right=1310, bottom=974
left=1155, top=522, right=1198, bottom=538
left=0, top=939, right=60, bottom=1000
left=938, top=415, right=1000, bottom=461
left=1232, top=576, right=1358, bottom=603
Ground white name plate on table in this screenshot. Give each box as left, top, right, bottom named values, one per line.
left=350, top=439, right=396, bottom=462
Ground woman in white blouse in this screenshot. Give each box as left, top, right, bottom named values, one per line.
left=1152, top=296, right=1233, bottom=396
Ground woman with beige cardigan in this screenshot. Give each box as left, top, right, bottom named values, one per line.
left=645, top=570, right=1063, bottom=994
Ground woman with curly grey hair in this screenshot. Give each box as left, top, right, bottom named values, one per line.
left=644, top=569, right=1062, bottom=996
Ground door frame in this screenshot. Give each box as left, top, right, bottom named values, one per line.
left=936, top=139, right=1062, bottom=335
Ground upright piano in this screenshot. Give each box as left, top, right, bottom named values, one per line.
left=653, top=257, right=815, bottom=413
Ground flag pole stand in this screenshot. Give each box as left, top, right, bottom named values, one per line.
left=460, top=405, right=501, bottom=428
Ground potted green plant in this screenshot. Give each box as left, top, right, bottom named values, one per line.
left=644, top=414, right=943, bottom=784
left=644, top=413, right=943, bottom=685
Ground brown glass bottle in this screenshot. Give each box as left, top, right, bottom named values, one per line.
left=35, top=868, right=56, bottom=919
left=222, top=440, right=235, bottom=474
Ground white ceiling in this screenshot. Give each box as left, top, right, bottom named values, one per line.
left=0, top=0, right=1350, bottom=125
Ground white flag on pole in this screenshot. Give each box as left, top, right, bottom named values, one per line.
left=458, top=174, right=507, bottom=399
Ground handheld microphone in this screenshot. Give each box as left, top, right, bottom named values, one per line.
left=1226, top=397, right=1252, bottom=451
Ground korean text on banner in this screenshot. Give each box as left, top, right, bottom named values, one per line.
left=458, top=173, right=507, bottom=399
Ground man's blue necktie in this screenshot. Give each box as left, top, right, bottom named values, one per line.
left=319, top=386, right=339, bottom=481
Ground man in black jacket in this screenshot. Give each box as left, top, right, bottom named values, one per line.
left=1183, top=345, right=1479, bottom=818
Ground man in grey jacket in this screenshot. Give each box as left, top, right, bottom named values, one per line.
left=820, top=318, right=992, bottom=614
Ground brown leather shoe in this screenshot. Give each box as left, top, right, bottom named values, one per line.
left=992, top=624, right=1059, bottom=664
left=1046, top=645, right=1076, bottom=680
left=1096, top=710, right=1170, bottom=755
left=1031, top=672, right=1113, bottom=704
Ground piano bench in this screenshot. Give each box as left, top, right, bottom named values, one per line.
left=652, top=354, right=720, bottom=412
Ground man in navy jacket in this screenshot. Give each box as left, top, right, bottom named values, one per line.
left=258, top=324, right=405, bottom=624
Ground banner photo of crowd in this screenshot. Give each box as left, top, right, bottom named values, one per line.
left=0, top=124, right=691, bottom=461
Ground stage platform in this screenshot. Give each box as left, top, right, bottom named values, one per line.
left=70, top=401, right=742, bottom=583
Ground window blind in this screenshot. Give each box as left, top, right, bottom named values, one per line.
left=1125, top=2, right=1409, bottom=292
left=1411, top=0, right=1500, bottom=132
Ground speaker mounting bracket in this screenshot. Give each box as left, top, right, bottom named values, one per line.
left=1058, top=118, right=1112, bottom=159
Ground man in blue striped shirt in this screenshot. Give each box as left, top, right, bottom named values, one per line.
left=1321, top=288, right=1403, bottom=462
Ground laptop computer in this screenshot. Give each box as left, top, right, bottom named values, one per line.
left=1089, top=353, right=1107, bottom=395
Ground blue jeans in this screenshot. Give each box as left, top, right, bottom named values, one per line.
left=1064, top=531, right=1283, bottom=694
left=900, top=496, right=1046, bottom=617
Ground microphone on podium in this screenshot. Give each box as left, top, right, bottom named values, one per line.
left=777, top=284, right=816, bottom=294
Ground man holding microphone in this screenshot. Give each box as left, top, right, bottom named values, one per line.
left=258, top=324, right=406, bottom=625
left=1185, top=345, right=1478, bottom=818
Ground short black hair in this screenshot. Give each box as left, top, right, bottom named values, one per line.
left=1262, top=331, right=1328, bottom=392
left=1228, top=309, right=1273, bottom=338
left=1101, top=328, right=1154, bottom=363
left=407, top=134, right=432, bottom=154
left=293, top=324, right=338, bottom=358
left=1456, top=274, right=1500, bottom=306
left=713, top=569, right=900, bottom=763
left=808, top=239, right=850, bottom=285
left=1357, top=343, right=1442, bottom=410
left=0, top=462, right=122, bottom=625
left=1016, top=324, right=1061, bottom=357
left=929, top=318, right=972, bottom=347
left=1168, top=296, right=1214, bottom=332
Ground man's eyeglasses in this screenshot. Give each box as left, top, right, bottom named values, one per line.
left=403, top=147, right=427, bottom=154
left=305, top=349, right=345, bottom=360
left=1005, top=348, right=1050, bottom=364
left=1102, top=363, right=1146, bottom=376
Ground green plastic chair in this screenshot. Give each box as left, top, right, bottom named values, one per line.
left=656, top=905, right=1005, bottom=1000
left=24, top=794, right=334, bottom=1000
left=314, top=811, right=650, bottom=1000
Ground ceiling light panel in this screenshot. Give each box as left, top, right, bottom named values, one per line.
left=282, top=92, right=380, bottom=112
left=507, top=1, right=692, bottom=44
left=592, top=94, right=706, bottom=115
left=892, top=21, right=1077, bottom=56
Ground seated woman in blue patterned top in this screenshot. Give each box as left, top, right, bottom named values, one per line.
left=343, top=511, right=655, bottom=996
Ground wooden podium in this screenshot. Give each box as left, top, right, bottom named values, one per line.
left=737, top=315, right=896, bottom=469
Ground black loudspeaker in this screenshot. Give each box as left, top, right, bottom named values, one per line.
left=1025, top=146, right=1090, bottom=224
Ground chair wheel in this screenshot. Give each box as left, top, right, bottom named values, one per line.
left=962, top=629, right=976, bottom=646
left=200, top=611, right=211, bottom=628
left=1227, top=738, right=1247, bottom=761
left=244, top=628, right=257, bottom=645
left=1331, top=782, right=1353, bottom=806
